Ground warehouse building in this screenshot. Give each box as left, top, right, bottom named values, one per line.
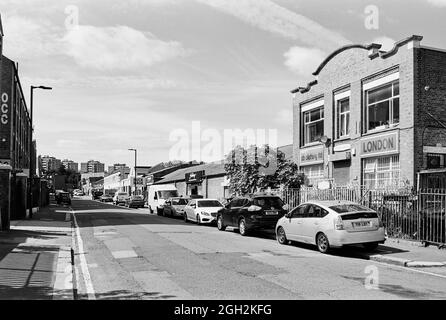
left=292, top=35, right=446, bottom=189
left=0, top=47, right=35, bottom=228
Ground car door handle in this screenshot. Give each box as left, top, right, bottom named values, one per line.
left=314, top=222, right=319, bottom=225
left=297, top=221, right=303, bottom=224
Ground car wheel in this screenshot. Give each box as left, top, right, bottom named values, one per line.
left=217, top=215, right=226, bottom=231
left=196, top=214, right=201, bottom=225
left=316, top=233, right=330, bottom=254
left=238, top=218, right=248, bottom=236
left=184, top=213, right=188, bottom=223
left=277, top=227, right=288, bottom=245
left=363, top=242, right=379, bottom=251
left=157, top=208, right=163, bottom=216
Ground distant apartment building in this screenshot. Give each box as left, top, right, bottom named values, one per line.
left=108, top=163, right=129, bottom=174
left=40, top=155, right=62, bottom=173
left=81, top=160, right=105, bottom=173
left=62, top=159, right=78, bottom=172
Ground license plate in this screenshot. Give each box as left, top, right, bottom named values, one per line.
left=353, top=221, right=371, bottom=227
left=265, top=211, right=278, bottom=215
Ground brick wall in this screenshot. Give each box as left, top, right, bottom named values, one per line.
left=293, top=40, right=417, bottom=185
left=414, top=47, right=446, bottom=172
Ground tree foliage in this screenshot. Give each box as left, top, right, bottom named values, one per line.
left=224, top=144, right=305, bottom=196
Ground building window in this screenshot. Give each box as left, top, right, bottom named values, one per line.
left=303, top=107, right=324, bottom=145
left=336, top=97, right=350, bottom=139
left=426, top=153, right=446, bottom=169
left=363, top=155, right=400, bottom=188
left=365, top=80, right=399, bottom=132
left=301, top=164, right=324, bottom=186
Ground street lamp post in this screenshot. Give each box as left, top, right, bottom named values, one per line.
left=29, top=85, right=52, bottom=218
left=128, top=149, right=137, bottom=196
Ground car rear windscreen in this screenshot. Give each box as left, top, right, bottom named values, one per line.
left=253, top=197, right=284, bottom=210
left=340, top=212, right=379, bottom=220
left=198, top=200, right=223, bottom=208
left=329, top=204, right=374, bottom=213
left=172, top=199, right=188, bottom=205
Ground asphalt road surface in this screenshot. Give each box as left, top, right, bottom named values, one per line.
left=70, top=197, right=446, bottom=300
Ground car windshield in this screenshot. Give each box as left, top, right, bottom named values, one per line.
left=172, top=199, right=189, bottom=205
left=329, top=204, right=374, bottom=213
left=253, top=197, right=284, bottom=210
left=198, top=200, right=223, bottom=208
left=118, top=193, right=127, bottom=196
left=158, top=190, right=179, bottom=199
left=133, top=196, right=143, bottom=200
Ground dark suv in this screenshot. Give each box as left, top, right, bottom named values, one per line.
left=216, top=194, right=287, bottom=236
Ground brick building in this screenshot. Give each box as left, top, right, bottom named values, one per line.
left=292, top=35, right=446, bottom=189
left=0, top=21, right=35, bottom=229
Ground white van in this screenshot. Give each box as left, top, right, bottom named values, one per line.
left=147, top=184, right=179, bottom=215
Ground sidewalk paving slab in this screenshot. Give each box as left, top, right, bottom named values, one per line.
left=0, top=204, right=74, bottom=300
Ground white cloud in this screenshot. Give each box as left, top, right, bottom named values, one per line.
left=426, top=0, right=446, bottom=7
left=284, top=46, right=326, bottom=75
left=372, top=36, right=396, bottom=52
left=195, top=0, right=350, bottom=51
left=62, top=25, right=188, bottom=71
left=1, top=15, right=61, bottom=59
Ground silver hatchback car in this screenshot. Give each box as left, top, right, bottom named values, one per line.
left=276, top=200, right=386, bottom=253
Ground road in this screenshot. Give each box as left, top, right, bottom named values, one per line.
left=70, top=197, right=446, bottom=300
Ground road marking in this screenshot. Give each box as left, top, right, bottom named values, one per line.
left=111, top=250, right=138, bottom=259
left=70, top=207, right=96, bottom=300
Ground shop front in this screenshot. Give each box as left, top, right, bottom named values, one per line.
left=186, top=170, right=205, bottom=197
left=299, top=145, right=325, bottom=187
left=360, top=130, right=400, bottom=188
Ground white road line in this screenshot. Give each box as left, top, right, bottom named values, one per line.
left=70, top=207, right=96, bottom=300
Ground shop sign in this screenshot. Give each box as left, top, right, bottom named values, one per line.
left=186, top=170, right=204, bottom=184
left=300, top=146, right=324, bottom=166
left=361, top=131, right=399, bottom=158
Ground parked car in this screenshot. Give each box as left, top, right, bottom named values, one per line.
left=275, top=200, right=386, bottom=253
left=163, top=197, right=190, bottom=217
left=100, top=194, right=113, bottom=202
left=217, top=194, right=287, bottom=236
left=73, top=190, right=84, bottom=196
left=55, top=191, right=71, bottom=205
left=184, top=199, right=224, bottom=224
left=113, top=192, right=128, bottom=206
left=125, top=195, right=145, bottom=208
left=92, top=190, right=103, bottom=200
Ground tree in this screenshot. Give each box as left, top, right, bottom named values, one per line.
left=224, top=144, right=305, bottom=196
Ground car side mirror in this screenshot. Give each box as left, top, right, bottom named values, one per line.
left=285, top=212, right=292, bottom=219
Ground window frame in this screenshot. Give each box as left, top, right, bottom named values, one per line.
left=300, top=99, right=324, bottom=147
left=336, top=97, right=350, bottom=139
left=364, top=79, right=400, bottom=133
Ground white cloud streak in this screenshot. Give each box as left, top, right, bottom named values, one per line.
left=195, top=0, right=350, bottom=51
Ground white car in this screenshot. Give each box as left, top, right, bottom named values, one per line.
left=113, top=192, right=128, bottom=206
left=184, top=199, right=224, bottom=225
left=275, top=200, right=386, bottom=253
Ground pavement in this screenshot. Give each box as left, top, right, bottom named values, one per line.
left=0, top=204, right=73, bottom=300
left=1, top=197, right=446, bottom=300
left=356, top=238, right=446, bottom=268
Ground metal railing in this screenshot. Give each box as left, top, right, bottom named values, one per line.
left=272, top=186, right=446, bottom=246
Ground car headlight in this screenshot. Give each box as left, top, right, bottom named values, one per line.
left=201, top=212, right=210, bottom=216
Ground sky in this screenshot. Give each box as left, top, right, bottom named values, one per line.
left=0, top=0, right=445, bottom=168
